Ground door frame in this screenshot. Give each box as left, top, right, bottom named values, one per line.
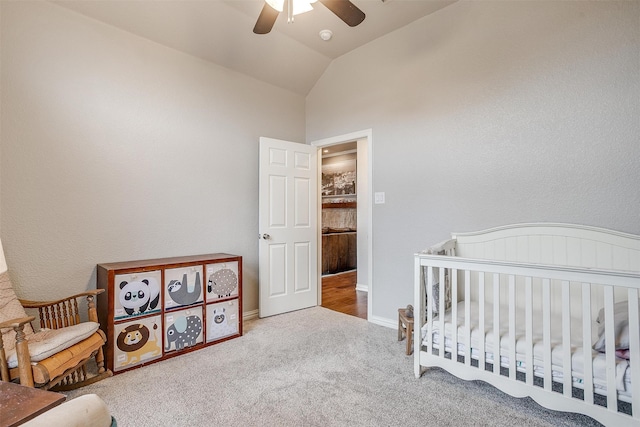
left=311, top=129, right=373, bottom=321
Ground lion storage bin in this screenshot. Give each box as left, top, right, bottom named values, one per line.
left=113, top=315, right=163, bottom=372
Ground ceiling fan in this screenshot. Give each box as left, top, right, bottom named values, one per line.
left=253, top=0, right=366, bottom=34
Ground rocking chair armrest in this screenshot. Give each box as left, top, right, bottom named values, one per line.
left=19, top=289, right=104, bottom=308
left=0, top=316, right=35, bottom=330
left=0, top=316, right=37, bottom=387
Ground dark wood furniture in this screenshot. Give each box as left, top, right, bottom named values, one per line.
left=97, top=253, right=242, bottom=374
left=0, top=381, right=65, bottom=426
left=398, top=307, right=414, bottom=355
left=322, top=231, right=356, bottom=275
left=321, top=202, right=356, bottom=209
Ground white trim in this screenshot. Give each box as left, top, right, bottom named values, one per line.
left=312, top=129, right=374, bottom=321
left=243, top=309, right=259, bottom=322
left=312, top=129, right=372, bottom=147
left=368, top=314, right=396, bottom=329
left=355, top=283, right=368, bottom=292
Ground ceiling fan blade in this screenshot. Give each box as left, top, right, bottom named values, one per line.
left=253, top=3, right=280, bottom=34
left=318, top=0, right=365, bottom=27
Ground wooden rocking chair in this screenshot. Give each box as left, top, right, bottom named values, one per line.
left=0, top=239, right=112, bottom=390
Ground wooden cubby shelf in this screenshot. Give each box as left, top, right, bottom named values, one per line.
left=97, top=253, right=242, bottom=374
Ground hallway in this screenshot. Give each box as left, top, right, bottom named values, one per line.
left=321, top=271, right=367, bottom=320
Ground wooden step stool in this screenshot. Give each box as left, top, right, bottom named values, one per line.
left=398, top=307, right=414, bottom=355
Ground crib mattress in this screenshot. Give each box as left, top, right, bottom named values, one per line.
left=421, top=301, right=632, bottom=400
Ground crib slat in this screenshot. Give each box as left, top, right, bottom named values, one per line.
left=628, top=288, right=640, bottom=419
left=479, top=272, right=486, bottom=371
left=439, top=267, right=446, bottom=359
left=603, top=285, right=617, bottom=411
left=493, top=273, right=500, bottom=375
left=562, top=280, right=572, bottom=397
left=543, top=278, right=552, bottom=391
left=526, top=277, right=533, bottom=386
left=582, top=282, right=594, bottom=405
left=451, top=268, right=458, bottom=363
left=414, top=257, right=423, bottom=377
left=464, top=270, right=471, bottom=367
left=427, top=266, right=434, bottom=355
left=508, top=275, right=516, bottom=380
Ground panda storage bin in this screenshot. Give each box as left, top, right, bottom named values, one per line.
left=206, top=300, right=239, bottom=343
left=113, top=315, right=163, bottom=372
left=113, top=271, right=162, bottom=320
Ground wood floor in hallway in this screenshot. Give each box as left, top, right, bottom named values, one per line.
left=321, top=270, right=367, bottom=320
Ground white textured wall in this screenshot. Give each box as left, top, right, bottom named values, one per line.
left=306, top=1, right=640, bottom=323
left=0, top=1, right=305, bottom=314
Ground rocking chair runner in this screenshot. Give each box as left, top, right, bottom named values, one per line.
left=0, top=239, right=112, bottom=390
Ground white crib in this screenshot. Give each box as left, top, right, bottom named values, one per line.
left=414, top=223, right=640, bottom=426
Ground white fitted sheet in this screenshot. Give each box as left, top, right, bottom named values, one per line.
left=421, top=301, right=632, bottom=400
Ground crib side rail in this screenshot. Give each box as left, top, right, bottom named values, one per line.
left=416, top=255, right=640, bottom=287
left=414, top=253, right=640, bottom=426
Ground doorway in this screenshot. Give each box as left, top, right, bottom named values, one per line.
left=319, top=142, right=364, bottom=319
left=312, top=129, right=372, bottom=321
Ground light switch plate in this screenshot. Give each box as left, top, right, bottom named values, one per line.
left=374, top=192, right=385, bottom=204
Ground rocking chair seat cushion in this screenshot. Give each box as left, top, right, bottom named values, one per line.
left=5, top=321, right=99, bottom=368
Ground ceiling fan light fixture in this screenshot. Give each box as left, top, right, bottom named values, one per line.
left=292, top=0, right=314, bottom=16
left=265, top=0, right=316, bottom=16
left=265, top=0, right=284, bottom=12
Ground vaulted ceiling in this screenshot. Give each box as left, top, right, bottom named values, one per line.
left=54, top=0, right=456, bottom=95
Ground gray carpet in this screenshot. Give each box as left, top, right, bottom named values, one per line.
left=66, top=307, right=602, bottom=426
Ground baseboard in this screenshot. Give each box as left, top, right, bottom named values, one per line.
left=355, top=283, right=368, bottom=292
left=243, top=309, right=259, bottom=322
left=244, top=308, right=396, bottom=331
left=244, top=307, right=394, bottom=327
left=368, top=314, right=396, bottom=330
left=244, top=308, right=395, bottom=330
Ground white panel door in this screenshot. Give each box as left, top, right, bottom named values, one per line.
left=259, top=137, right=318, bottom=318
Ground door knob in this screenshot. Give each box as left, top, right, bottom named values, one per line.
left=262, top=233, right=271, bottom=240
